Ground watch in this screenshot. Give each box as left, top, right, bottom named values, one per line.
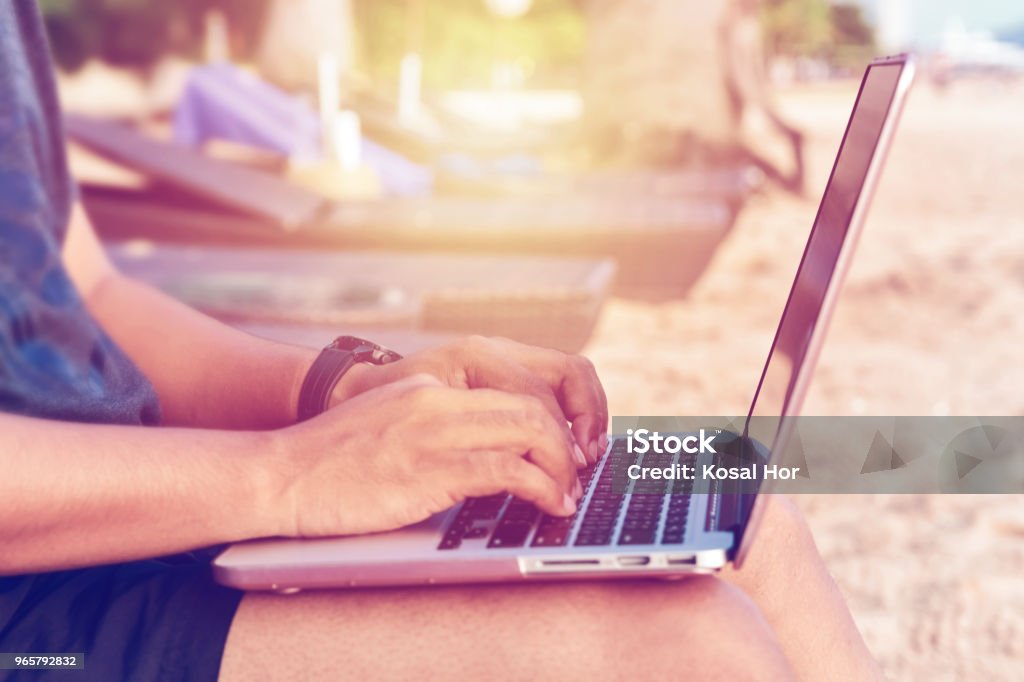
left=297, top=336, right=403, bottom=421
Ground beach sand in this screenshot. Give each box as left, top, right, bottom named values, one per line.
left=586, top=78, right=1024, bottom=679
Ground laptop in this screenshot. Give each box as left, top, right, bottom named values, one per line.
left=214, top=54, right=916, bottom=591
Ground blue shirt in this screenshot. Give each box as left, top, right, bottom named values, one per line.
left=0, top=1, right=159, bottom=426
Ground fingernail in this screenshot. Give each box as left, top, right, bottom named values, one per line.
left=573, top=478, right=583, bottom=500
left=598, top=433, right=609, bottom=452
left=588, top=441, right=599, bottom=463
left=573, top=443, right=587, bottom=467
left=562, top=493, right=577, bottom=515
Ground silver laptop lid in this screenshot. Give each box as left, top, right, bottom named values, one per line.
left=733, top=54, right=916, bottom=568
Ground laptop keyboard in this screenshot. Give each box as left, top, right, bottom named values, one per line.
left=438, top=438, right=695, bottom=551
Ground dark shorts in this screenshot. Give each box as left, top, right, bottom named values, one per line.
left=0, top=554, right=243, bottom=682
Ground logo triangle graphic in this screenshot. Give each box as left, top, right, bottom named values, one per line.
left=980, top=425, right=1005, bottom=452
left=861, top=431, right=896, bottom=474
left=954, top=450, right=983, bottom=479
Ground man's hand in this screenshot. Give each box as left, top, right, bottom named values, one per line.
left=331, top=336, right=609, bottom=464
left=269, top=374, right=584, bottom=538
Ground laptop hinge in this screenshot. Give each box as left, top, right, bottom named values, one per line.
left=704, top=435, right=760, bottom=558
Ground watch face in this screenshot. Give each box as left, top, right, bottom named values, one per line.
left=332, top=336, right=374, bottom=352
left=332, top=336, right=401, bottom=364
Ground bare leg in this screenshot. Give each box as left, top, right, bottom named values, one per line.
left=219, top=496, right=878, bottom=681
left=221, top=576, right=794, bottom=681
left=721, top=496, right=884, bottom=682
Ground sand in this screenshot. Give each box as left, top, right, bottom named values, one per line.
left=586, top=78, right=1024, bottom=680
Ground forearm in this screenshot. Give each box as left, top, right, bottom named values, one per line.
left=86, top=271, right=316, bottom=429
left=62, top=204, right=318, bottom=429
left=0, top=412, right=282, bottom=575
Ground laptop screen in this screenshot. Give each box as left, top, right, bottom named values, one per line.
left=729, top=58, right=911, bottom=568
left=747, top=61, right=905, bottom=431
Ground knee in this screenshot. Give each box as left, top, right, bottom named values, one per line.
left=672, top=578, right=796, bottom=681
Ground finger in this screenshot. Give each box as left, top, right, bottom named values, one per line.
left=458, top=351, right=588, bottom=467
left=478, top=338, right=608, bottom=460
left=454, top=401, right=579, bottom=498
left=572, top=413, right=603, bottom=464
left=579, top=355, right=609, bottom=439
left=458, top=342, right=569, bottom=424
left=462, top=451, right=576, bottom=518
left=565, top=354, right=608, bottom=461
left=430, top=389, right=581, bottom=497
left=497, top=342, right=606, bottom=458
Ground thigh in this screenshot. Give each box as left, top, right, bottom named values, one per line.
left=220, top=576, right=794, bottom=682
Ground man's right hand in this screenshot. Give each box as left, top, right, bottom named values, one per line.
left=264, top=374, right=583, bottom=538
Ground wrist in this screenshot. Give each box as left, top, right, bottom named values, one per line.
left=289, top=349, right=320, bottom=424
left=243, top=428, right=301, bottom=538
left=327, top=362, right=380, bottom=407
left=291, top=354, right=378, bottom=419
left=296, top=337, right=403, bottom=421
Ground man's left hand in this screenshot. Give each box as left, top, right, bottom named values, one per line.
left=331, top=336, right=609, bottom=464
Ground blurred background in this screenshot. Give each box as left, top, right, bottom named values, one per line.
left=36, top=0, right=1024, bottom=678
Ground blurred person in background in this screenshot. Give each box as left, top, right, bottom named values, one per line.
left=1, top=1, right=879, bottom=680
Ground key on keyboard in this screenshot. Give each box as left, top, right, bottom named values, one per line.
left=574, top=440, right=632, bottom=546
left=438, top=440, right=695, bottom=550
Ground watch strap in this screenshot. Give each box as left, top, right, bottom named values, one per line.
left=296, top=348, right=358, bottom=422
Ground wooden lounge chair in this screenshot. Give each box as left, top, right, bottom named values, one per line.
left=67, top=114, right=737, bottom=299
